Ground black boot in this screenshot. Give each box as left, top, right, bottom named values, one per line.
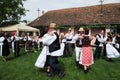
left=16, top=53, right=19, bottom=57
left=76, top=61, right=82, bottom=69
left=108, top=58, right=113, bottom=62
left=84, top=69, right=89, bottom=74
left=76, top=61, right=79, bottom=67
left=14, top=52, right=17, bottom=57
left=78, top=64, right=83, bottom=69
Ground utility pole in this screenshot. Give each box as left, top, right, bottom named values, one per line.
left=37, top=8, right=40, bottom=17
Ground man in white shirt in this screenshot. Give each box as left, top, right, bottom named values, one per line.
left=94, top=30, right=106, bottom=59
left=43, top=23, right=65, bottom=78
left=74, top=28, right=85, bottom=68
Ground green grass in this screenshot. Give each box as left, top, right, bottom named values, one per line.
left=0, top=48, right=120, bottom=80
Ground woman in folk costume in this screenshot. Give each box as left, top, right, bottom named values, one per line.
left=106, top=37, right=120, bottom=61
left=116, top=33, right=120, bottom=53
left=73, top=27, right=84, bottom=68
left=0, top=32, right=10, bottom=62
left=32, top=32, right=39, bottom=52
left=35, top=23, right=65, bottom=78
left=65, top=28, right=74, bottom=56
left=37, top=36, right=43, bottom=50
left=24, top=33, right=33, bottom=52
left=79, top=30, right=94, bottom=73
left=59, top=32, right=67, bottom=57
left=11, top=31, right=20, bottom=57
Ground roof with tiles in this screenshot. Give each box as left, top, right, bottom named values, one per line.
left=28, top=3, right=120, bottom=27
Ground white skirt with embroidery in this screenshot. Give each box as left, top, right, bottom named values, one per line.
left=106, top=43, right=120, bottom=58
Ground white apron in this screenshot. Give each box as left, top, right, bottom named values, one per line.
left=35, top=46, right=47, bottom=68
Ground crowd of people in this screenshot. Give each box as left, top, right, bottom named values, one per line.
left=0, top=23, right=120, bottom=78
left=0, top=31, right=41, bottom=62
left=35, top=23, right=120, bottom=78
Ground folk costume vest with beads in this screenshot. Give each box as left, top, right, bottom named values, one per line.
left=49, top=32, right=60, bottom=53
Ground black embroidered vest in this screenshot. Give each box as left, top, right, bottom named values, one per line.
left=76, top=39, right=82, bottom=47
left=49, top=32, right=60, bottom=53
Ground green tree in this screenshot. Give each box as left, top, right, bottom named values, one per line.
left=0, top=0, right=27, bottom=26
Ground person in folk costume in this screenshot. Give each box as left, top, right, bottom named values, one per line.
left=45, top=32, right=66, bottom=73
left=90, top=34, right=97, bottom=46
left=116, top=33, right=120, bottom=53
left=65, top=28, right=74, bottom=56
left=103, top=32, right=112, bottom=59
left=106, top=37, right=120, bottom=61
left=0, top=32, right=3, bottom=57
left=0, top=32, right=10, bottom=62
left=35, top=33, right=51, bottom=72
left=24, top=33, right=33, bottom=52
left=37, top=36, right=43, bottom=50
left=59, top=32, right=67, bottom=57
left=94, top=30, right=107, bottom=59
left=32, top=32, right=39, bottom=52
left=109, top=33, right=116, bottom=47
left=105, top=32, right=116, bottom=58
left=45, top=23, right=65, bottom=77
left=79, top=30, right=94, bottom=73
left=35, top=23, right=65, bottom=78
left=73, top=27, right=84, bottom=68
left=11, top=31, right=20, bottom=57
left=70, top=29, right=76, bottom=52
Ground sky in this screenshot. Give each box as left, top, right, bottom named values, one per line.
left=22, top=0, right=120, bottom=22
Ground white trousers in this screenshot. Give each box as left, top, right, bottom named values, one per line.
left=75, top=47, right=82, bottom=61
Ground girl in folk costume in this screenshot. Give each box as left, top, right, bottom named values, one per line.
left=0, top=32, right=10, bottom=62
left=11, top=31, right=20, bottom=57
left=79, top=30, right=94, bottom=73
left=106, top=37, right=120, bottom=61
left=24, top=33, right=32, bottom=52
left=32, top=32, right=39, bottom=52
left=73, top=27, right=84, bottom=68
